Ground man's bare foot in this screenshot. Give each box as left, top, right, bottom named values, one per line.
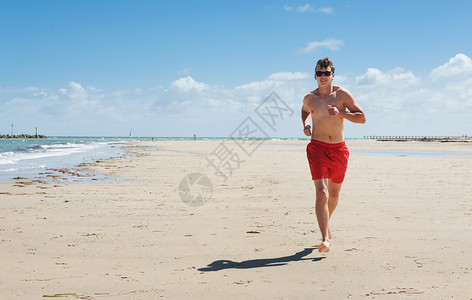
left=318, top=241, right=330, bottom=253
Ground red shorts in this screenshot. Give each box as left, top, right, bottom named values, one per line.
left=306, top=139, right=350, bottom=184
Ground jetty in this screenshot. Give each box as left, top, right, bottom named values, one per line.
left=0, top=134, right=47, bottom=139
left=364, top=136, right=471, bottom=142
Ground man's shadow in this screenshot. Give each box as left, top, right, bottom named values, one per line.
left=198, top=248, right=324, bottom=272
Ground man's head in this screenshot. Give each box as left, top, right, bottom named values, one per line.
left=315, top=57, right=335, bottom=74
left=315, top=57, right=335, bottom=84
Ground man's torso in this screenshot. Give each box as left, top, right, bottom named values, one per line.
left=306, top=86, right=346, bottom=143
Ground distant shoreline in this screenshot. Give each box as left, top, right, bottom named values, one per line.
left=0, top=134, right=47, bottom=139
left=0, top=134, right=470, bottom=142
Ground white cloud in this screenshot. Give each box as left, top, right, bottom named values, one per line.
left=283, top=4, right=312, bottom=12
left=349, top=55, right=471, bottom=129
left=299, top=39, right=344, bottom=53
left=282, top=5, right=293, bottom=11
left=444, top=77, right=472, bottom=108
left=0, top=84, right=43, bottom=95
left=283, top=4, right=332, bottom=14
left=178, top=67, right=193, bottom=75
left=235, top=72, right=311, bottom=96
left=345, top=55, right=472, bottom=136
left=34, top=91, right=48, bottom=97
left=66, top=81, right=88, bottom=100
left=169, top=76, right=209, bottom=92
left=351, top=68, right=423, bottom=118
left=111, top=89, right=132, bottom=98
left=296, top=3, right=313, bottom=12
left=355, top=67, right=420, bottom=88
left=87, top=85, right=103, bottom=93
left=430, top=53, right=472, bottom=80
left=268, top=72, right=310, bottom=81
left=317, top=7, right=333, bottom=14
left=235, top=80, right=279, bottom=92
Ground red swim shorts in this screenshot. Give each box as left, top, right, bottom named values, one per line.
left=306, top=139, right=350, bottom=184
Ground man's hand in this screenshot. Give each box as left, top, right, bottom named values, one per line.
left=327, top=105, right=340, bottom=116
left=303, top=125, right=311, bottom=136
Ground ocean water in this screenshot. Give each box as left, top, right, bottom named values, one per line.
left=0, top=136, right=152, bottom=182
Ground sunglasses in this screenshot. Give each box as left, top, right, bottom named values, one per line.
left=315, top=71, right=333, bottom=76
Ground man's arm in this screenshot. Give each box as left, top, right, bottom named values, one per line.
left=327, top=89, right=366, bottom=124
left=301, top=95, right=312, bottom=136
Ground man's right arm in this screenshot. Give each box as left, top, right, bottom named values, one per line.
left=301, top=95, right=312, bottom=136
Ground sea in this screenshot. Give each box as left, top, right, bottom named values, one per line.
left=0, top=136, right=152, bottom=182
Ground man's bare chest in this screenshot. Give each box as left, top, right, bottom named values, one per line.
left=308, top=95, right=343, bottom=115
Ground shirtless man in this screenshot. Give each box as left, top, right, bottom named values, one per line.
left=301, top=57, right=366, bottom=252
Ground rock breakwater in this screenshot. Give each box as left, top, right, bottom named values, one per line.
left=0, top=134, right=47, bottom=139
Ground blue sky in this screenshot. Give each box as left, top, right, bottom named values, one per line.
left=1, top=0, right=471, bottom=137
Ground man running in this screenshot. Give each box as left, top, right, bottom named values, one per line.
left=301, top=57, right=366, bottom=252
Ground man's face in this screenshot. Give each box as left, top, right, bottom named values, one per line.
left=315, top=66, right=334, bottom=86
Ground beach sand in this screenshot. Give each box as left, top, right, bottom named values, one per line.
left=1, top=139, right=471, bottom=299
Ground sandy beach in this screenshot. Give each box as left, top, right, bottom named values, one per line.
left=1, top=139, right=471, bottom=299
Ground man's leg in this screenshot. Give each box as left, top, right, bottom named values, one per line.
left=327, top=179, right=343, bottom=240
left=328, top=179, right=342, bottom=218
left=314, top=179, right=330, bottom=250
left=314, top=179, right=343, bottom=252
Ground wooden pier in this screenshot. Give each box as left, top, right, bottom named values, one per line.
left=364, top=136, right=470, bottom=142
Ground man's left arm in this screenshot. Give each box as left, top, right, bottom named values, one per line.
left=339, top=89, right=366, bottom=124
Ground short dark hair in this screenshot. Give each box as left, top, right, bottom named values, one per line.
left=315, top=57, right=335, bottom=73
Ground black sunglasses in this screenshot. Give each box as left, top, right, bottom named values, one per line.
left=315, top=71, right=333, bottom=76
